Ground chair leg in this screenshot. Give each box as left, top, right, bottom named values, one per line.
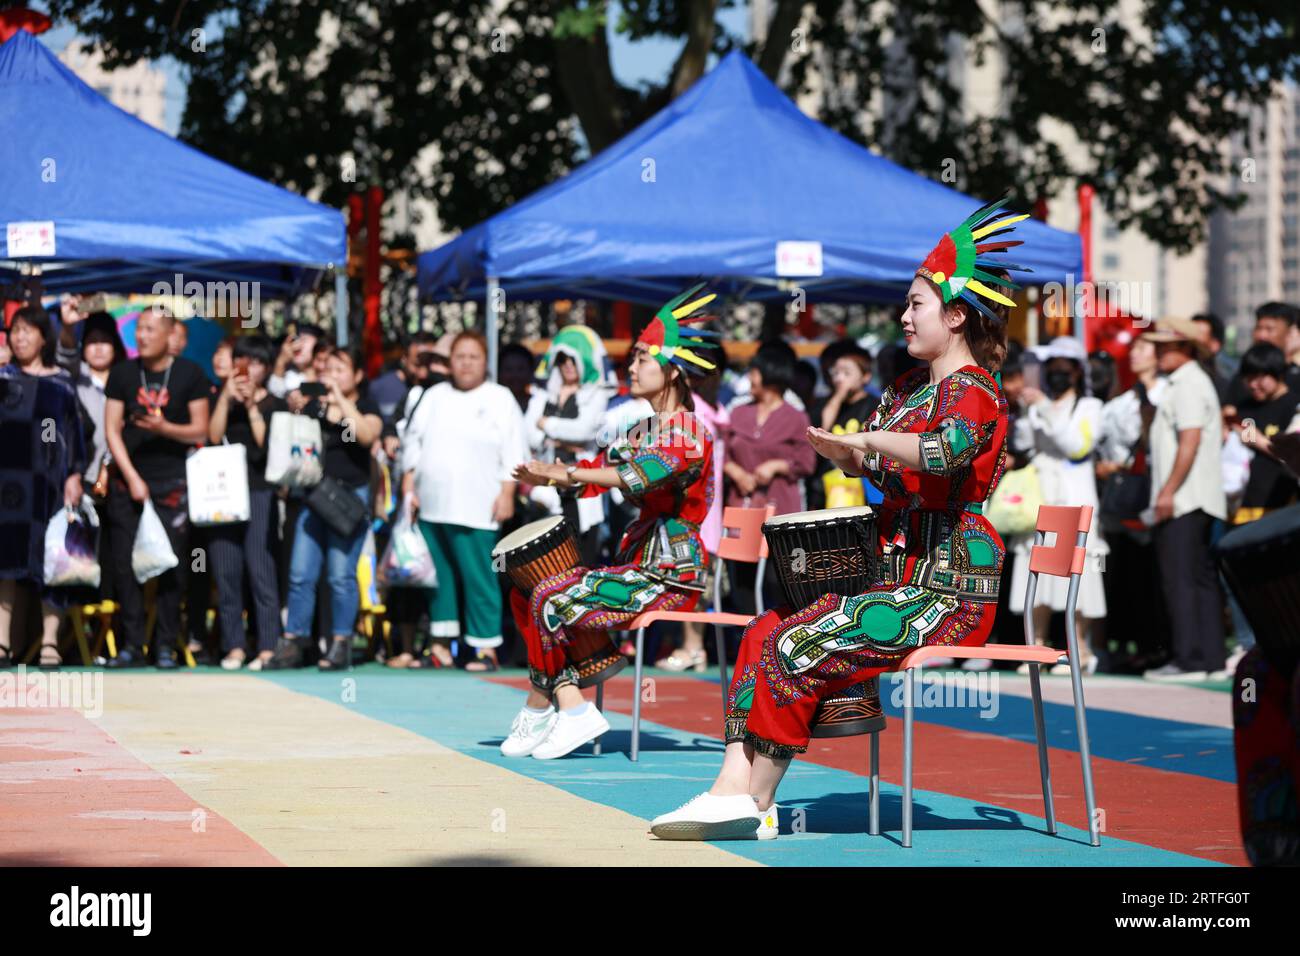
left=1064, top=599, right=1101, bottom=847
left=869, top=730, right=880, bottom=836
left=71, top=609, right=92, bottom=666
left=593, top=683, right=604, bottom=756
left=715, top=623, right=728, bottom=715
left=1069, top=671, right=1101, bottom=847
left=1029, top=663, right=1058, bottom=835
left=631, top=627, right=646, bottom=762
left=903, top=668, right=914, bottom=848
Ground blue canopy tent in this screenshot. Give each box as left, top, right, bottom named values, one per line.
left=419, top=50, right=1083, bottom=367
left=0, top=30, right=346, bottom=318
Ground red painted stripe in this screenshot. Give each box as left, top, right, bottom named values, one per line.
left=491, top=674, right=1246, bottom=866
left=0, top=708, right=280, bottom=866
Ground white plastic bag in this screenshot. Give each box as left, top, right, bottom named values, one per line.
left=380, top=499, right=437, bottom=589
left=187, top=443, right=251, bottom=525
left=43, top=495, right=101, bottom=588
left=265, top=411, right=324, bottom=488
left=132, top=498, right=179, bottom=583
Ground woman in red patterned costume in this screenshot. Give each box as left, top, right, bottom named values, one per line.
left=652, top=199, right=1029, bottom=840
left=501, top=285, right=721, bottom=760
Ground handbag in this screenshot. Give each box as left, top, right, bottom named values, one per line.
left=1100, top=449, right=1152, bottom=520
left=266, top=411, right=324, bottom=488
left=187, top=441, right=251, bottom=526
left=985, top=463, right=1043, bottom=536
left=1100, top=470, right=1151, bottom=521
left=306, top=474, right=369, bottom=537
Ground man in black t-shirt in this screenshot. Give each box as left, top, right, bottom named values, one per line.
left=102, top=306, right=211, bottom=668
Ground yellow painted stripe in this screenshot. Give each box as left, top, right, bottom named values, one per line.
left=92, top=674, right=759, bottom=867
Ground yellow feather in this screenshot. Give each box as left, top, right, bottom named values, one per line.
left=965, top=279, right=1017, bottom=307
left=970, top=214, right=1028, bottom=240
left=671, top=294, right=717, bottom=319
left=675, top=347, right=717, bottom=370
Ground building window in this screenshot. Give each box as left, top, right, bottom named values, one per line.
left=1102, top=253, right=1120, bottom=271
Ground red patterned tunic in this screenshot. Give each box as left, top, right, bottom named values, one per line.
left=725, top=365, right=1010, bottom=757
left=509, top=411, right=715, bottom=694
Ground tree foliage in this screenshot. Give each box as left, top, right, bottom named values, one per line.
left=43, top=0, right=1300, bottom=251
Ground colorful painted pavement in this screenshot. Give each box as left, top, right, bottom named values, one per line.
left=0, top=666, right=1243, bottom=866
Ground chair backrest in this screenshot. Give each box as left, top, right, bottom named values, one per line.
left=715, top=505, right=772, bottom=564
left=1028, top=505, right=1093, bottom=578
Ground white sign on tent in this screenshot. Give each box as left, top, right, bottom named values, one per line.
left=775, top=240, right=822, bottom=277
left=7, top=220, right=56, bottom=257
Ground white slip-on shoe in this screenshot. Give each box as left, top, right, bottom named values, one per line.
left=650, top=792, right=763, bottom=841
left=530, top=706, right=610, bottom=760
left=500, top=706, right=558, bottom=757
left=756, top=803, right=779, bottom=840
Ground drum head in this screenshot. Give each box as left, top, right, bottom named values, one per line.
left=1214, top=502, right=1300, bottom=555
left=764, top=506, right=875, bottom=528
left=492, top=515, right=566, bottom=557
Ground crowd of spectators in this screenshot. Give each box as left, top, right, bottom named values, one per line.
left=2, top=298, right=1297, bottom=683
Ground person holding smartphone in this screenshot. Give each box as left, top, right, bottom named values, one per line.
left=207, top=336, right=287, bottom=670
left=102, top=306, right=211, bottom=669
left=268, top=347, right=383, bottom=670
left=268, top=323, right=324, bottom=399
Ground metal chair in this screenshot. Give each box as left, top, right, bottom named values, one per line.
left=895, top=504, right=1101, bottom=847
left=593, top=505, right=773, bottom=760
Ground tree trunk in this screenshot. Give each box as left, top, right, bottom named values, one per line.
left=553, top=27, right=624, bottom=154
left=757, top=0, right=806, bottom=81
left=670, top=0, right=720, bottom=97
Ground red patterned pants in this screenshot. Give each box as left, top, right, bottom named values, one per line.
left=510, top=563, right=697, bottom=695
left=725, top=585, right=997, bottom=759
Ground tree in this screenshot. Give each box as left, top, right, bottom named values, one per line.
left=44, top=0, right=1300, bottom=251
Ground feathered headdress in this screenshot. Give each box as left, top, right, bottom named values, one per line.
left=915, top=196, right=1033, bottom=323
left=636, top=282, right=721, bottom=376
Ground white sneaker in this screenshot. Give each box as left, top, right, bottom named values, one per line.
left=500, top=706, right=558, bottom=757
left=530, top=705, right=610, bottom=760
left=1143, top=664, right=1209, bottom=683
left=756, top=803, right=779, bottom=840
left=655, top=648, right=707, bottom=672
left=650, top=792, right=762, bottom=841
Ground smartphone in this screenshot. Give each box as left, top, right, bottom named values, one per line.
left=1022, top=361, right=1041, bottom=391
left=234, top=356, right=250, bottom=378
left=300, top=382, right=327, bottom=398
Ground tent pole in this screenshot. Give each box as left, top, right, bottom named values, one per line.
left=485, top=275, right=501, bottom=381
left=335, top=270, right=349, bottom=348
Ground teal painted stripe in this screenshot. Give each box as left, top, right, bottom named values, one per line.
left=261, top=668, right=1223, bottom=868
left=689, top=670, right=1235, bottom=782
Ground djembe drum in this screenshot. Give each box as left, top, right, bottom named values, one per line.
left=1214, top=503, right=1300, bottom=670
left=492, top=516, right=627, bottom=687
left=761, top=507, right=885, bottom=737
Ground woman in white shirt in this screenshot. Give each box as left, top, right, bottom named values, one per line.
left=401, top=332, right=528, bottom=672
left=1009, top=337, right=1108, bottom=674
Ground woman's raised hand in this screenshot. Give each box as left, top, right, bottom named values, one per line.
left=807, top=426, right=863, bottom=458
left=512, top=459, right=570, bottom=488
